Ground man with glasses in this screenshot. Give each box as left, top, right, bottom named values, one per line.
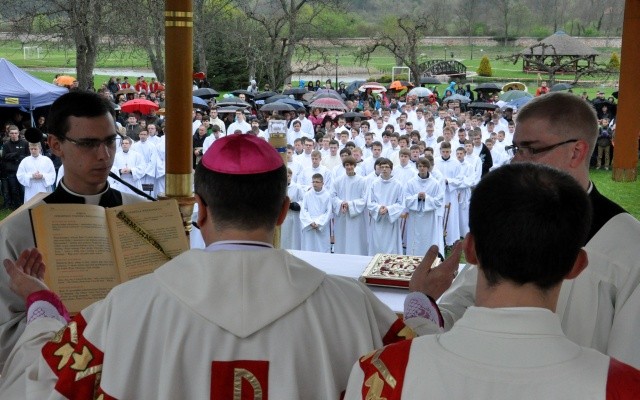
left=406, top=92, right=640, bottom=368
left=0, top=92, right=146, bottom=369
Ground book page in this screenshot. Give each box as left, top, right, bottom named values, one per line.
left=106, top=199, right=189, bottom=281
left=30, top=204, right=119, bottom=313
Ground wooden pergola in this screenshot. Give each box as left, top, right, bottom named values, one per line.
left=521, top=31, right=599, bottom=74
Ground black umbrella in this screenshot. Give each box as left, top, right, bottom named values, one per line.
left=231, top=89, right=255, bottom=98
left=260, top=102, right=296, bottom=112
left=311, top=92, right=344, bottom=102
left=265, top=94, right=291, bottom=104
left=474, top=83, right=502, bottom=92
left=217, top=96, right=251, bottom=108
left=254, top=91, right=278, bottom=100
left=342, top=111, right=365, bottom=119
left=420, top=76, right=441, bottom=85
left=550, top=83, right=572, bottom=92
left=215, top=106, right=242, bottom=114
left=612, top=91, right=618, bottom=99
left=468, top=102, right=499, bottom=110
left=193, top=88, right=219, bottom=99
left=283, top=87, right=309, bottom=95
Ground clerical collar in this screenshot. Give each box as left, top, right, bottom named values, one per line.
left=205, top=241, right=274, bottom=252
left=587, top=181, right=593, bottom=194
left=441, top=157, right=450, bottom=161
left=60, top=180, right=109, bottom=206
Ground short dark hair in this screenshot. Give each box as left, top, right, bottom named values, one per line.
left=469, top=163, right=591, bottom=290
left=194, top=163, right=287, bottom=231
left=48, top=91, right=115, bottom=139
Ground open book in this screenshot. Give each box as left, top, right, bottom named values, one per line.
left=30, top=200, right=189, bottom=313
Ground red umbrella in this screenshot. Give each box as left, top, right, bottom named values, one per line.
left=309, top=97, right=348, bottom=111
left=120, top=99, right=160, bottom=115
left=193, top=72, right=206, bottom=80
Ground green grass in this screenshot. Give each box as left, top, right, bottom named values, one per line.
left=590, top=165, right=640, bottom=217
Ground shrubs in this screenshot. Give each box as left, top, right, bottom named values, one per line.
left=477, top=56, right=493, bottom=77
left=608, top=53, right=620, bottom=71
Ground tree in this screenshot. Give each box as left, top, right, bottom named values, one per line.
left=120, top=0, right=167, bottom=82
left=233, top=0, right=345, bottom=90
left=354, top=2, right=446, bottom=87
left=477, top=56, right=493, bottom=77
left=608, top=52, right=620, bottom=71
left=0, top=0, right=119, bottom=90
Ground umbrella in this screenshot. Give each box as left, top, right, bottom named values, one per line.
left=217, top=96, right=251, bottom=107
left=342, top=112, right=365, bottom=119
left=193, top=72, right=206, bottom=80
left=260, top=103, right=296, bottom=112
left=388, top=80, right=414, bottom=91
left=345, top=80, right=366, bottom=95
left=420, top=76, right=441, bottom=85
left=311, top=92, right=344, bottom=102
left=255, top=91, right=278, bottom=100
left=315, top=88, right=341, bottom=96
left=115, top=87, right=136, bottom=95
left=192, top=96, right=210, bottom=110
left=506, top=96, right=533, bottom=110
left=231, top=89, right=255, bottom=98
left=318, top=110, right=344, bottom=120
left=265, top=94, right=292, bottom=104
left=550, top=83, right=572, bottom=92
left=274, top=98, right=305, bottom=110
left=359, top=82, right=386, bottom=93
left=502, top=82, right=527, bottom=92
left=499, top=90, right=533, bottom=102
left=283, top=88, right=308, bottom=95
left=442, top=94, right=472, bottom=104
left=309, top=97, right=348, bottom=111
left=216, top=106, right=243, bottom=114
left=474, top=83, right=502, bottom=92
left=407, top=87, right=433, bottom=97
left=468, top=102, right=499, bottom=110
left=120, top=99, right=159, bottom=115
left=193, top=88, right=219, bottom=99
left=55, top=75, right=76, bottom=86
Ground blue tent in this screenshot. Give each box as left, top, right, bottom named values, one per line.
left=0, top=58, right=68, bottom=111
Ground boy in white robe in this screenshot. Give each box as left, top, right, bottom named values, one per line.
left=346, top=163, right=640, bottom=400
left=281, top=168, right=304, bottom=250
left=331, top=156, right=368, bottom=255
left=300, top=173, right=332, bottom=253
left=16, top=142, right=55, bottom=202
left=367, top=158, right=405, bottom=255
left=131, top=130, right=158, bottom=196
left=110, top=136, right=146, bottom=195
left=435, top=142, right=461, bottom=246
left=404, top=158, right=444, bottom=256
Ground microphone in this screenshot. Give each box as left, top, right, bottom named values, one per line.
left=108, top=171, right=157, bottom=202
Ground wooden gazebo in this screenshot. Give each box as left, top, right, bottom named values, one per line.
left=521, top=31, right=599, bottom=73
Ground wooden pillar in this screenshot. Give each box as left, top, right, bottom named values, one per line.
left=613, top=0, right=639, bottom=181
left=163, top=0, right=196, bottom=233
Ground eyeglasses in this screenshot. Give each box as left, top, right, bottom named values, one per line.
left=505, top=139, right=578, bottom=158
left=64, top=135, right=118, bottom=150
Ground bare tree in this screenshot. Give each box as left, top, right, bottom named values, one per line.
left=0, top=0, right=122, bottom=89
left=233, top=0, right=344, bottom=90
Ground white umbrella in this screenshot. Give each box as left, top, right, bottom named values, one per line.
left=407, top=87, right=433, bottom=97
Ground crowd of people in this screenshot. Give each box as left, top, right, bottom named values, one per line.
left=0, top=87, right=639, bottom=398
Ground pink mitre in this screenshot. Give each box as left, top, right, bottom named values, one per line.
left=202, top=133, right=283, bottom=174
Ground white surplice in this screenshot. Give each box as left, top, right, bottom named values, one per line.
left=331, top=174, right=368, bottom=256
left=299, top=188, right=332, bottom=253
left=16, top=155, right=56, bottom=202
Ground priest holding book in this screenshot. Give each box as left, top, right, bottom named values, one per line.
left=0, top=91, right=146, bottom=370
